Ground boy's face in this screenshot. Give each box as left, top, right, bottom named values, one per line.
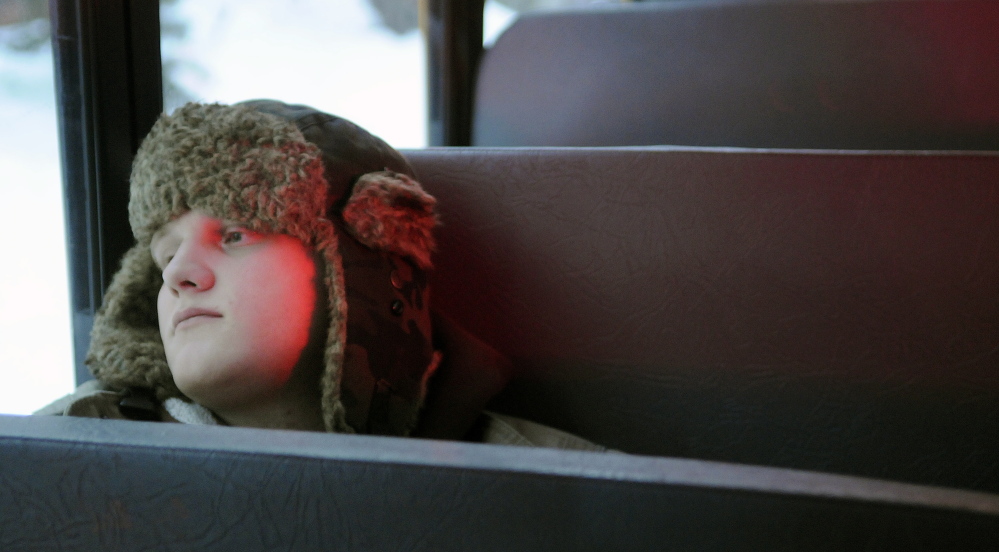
left=151, top=210, right=323, bottom=410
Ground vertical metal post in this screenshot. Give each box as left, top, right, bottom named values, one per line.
left=49, top=0, right=163, bottom=385
left=425, top=0, right=484, bottom=146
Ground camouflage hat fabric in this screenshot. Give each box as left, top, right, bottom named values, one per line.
left=86, top=100, right=440, bottom=435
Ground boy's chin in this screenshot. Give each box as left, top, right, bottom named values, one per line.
left=169, top=362, right=285, bottom=412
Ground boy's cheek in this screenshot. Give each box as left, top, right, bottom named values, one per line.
left=157, top=287, right=173, bottom=339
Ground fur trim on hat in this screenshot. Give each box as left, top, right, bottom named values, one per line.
left=342, top=171, right=439, bottom=270
left=128, top=103, right=329, bottom=246
left=86, top=244, right=177, bottom=397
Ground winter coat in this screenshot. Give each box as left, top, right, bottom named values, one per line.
left=35, top=381, right=608, bottom=452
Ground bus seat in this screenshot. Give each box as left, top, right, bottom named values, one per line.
left=404, top=146, right=999, bottom=493
left=5, top=146, right=999, bottom=548
left=472, top=0, right=999, bottom=149
left=3, top=413, right=996, bottom=549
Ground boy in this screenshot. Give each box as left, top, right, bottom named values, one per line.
left=40, top=100, right=605, bottom=450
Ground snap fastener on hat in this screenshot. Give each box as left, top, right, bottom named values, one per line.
left=390, top=299, right=404, bottom=316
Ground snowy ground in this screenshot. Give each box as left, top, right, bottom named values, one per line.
left=0, top=0, right=516, bottom=415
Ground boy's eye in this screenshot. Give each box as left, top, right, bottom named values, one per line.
left=221, top=226, right=259, bottom=246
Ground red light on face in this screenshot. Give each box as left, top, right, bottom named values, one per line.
left=155, top=211, right=322, bottom=412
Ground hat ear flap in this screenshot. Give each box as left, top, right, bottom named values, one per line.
left=86, top=244, right=179, bottom=398
left=341, top=171, right=439, bottom=269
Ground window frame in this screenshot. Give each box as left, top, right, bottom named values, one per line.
left=50, top=0, right=163, bottom=384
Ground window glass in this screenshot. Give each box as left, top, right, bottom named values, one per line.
left=161, top=0, right=427, bottom=147
left=0, top=2, right=74, bottom=414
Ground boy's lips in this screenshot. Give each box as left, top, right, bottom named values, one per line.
left=173, top=307, right=222, bottom=329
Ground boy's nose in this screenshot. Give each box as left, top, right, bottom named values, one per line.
left=162, top=243, right=215, bottom=295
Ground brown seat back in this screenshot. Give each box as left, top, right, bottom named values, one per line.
left=406, top=147, right=999, bottom=492
left=473, top=0, right=999, bottom=149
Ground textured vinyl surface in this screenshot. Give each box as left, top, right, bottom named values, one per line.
left=2, top=414, right=998, bottom=551
left=474, top=1, right=999, bottom=149
left=407, top=147, right=999, bottom=492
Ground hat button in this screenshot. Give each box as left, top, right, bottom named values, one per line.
left=390, top=299, right=404, bottom=316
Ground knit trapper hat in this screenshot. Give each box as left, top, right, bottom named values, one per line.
left=86, top=100, right=441, bottom=435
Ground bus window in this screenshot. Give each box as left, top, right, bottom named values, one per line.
left=159, top=0, right=427, bottom=147
left=0, top=2, right=74, bottom=414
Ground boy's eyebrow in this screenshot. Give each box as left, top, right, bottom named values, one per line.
left=221, top=219, right=256, bottom=230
